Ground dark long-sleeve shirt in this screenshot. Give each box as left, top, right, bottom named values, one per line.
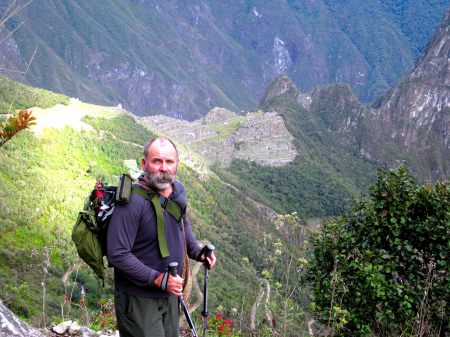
left=107, top=177, right=201, bottom=298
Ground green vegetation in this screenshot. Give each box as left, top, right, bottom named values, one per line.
left=240, top=212, right=312, bottom=336
left=0, top=114, right=297, bottom=333
left=82, top=114, right=153, bottom=146
left=305, top=164, right=450, bottom=335
left=0, top=74, right=69, bottom=113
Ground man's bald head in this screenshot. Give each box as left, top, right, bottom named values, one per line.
left=143, top=138, right=178, bottom=160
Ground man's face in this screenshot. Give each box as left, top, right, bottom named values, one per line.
left=142, top=140, right=179, bottom=192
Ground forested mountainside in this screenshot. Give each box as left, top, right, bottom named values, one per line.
left=0, top=74, right=69, bottom=112
left=0, top=0, right=448, bottom=120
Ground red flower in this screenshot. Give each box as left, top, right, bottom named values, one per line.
left=216, top=313, right=223, bottom=319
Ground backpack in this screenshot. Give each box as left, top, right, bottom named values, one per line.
left=71, top=174, right=185, bottom=281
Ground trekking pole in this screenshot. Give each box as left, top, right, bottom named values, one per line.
left=168, top=262, right=198, bottom=337
left=201, top=244, right=215, bottom=337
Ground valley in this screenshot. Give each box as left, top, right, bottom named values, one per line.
left=1, top=2, right=450, bottom=336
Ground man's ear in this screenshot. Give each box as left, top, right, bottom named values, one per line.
left=141, top=157, right=147, bottom=171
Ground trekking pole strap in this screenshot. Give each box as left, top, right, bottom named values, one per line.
left=160, top=269, right=170, bottom=291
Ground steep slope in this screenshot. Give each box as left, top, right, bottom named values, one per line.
left=0, top=74, right=69, bottom=112
left=366, top=7, right=450, bottom=179
left=0, top=1, right=447, bottom=120
left=277, top=7, right=450, bottom=181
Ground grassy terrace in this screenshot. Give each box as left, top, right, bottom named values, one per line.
left=28, top=99, right=122, bottom=136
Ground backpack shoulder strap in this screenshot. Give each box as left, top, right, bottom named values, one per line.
left=130, top=186, right=169, bottom=257
left=131, top=186, right=185, bottom=221
left=129, top=185, right=186, bottom=259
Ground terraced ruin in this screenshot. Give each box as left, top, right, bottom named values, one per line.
left=138, top=107, right=297, bottom=167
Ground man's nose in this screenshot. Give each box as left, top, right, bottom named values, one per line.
left=160, top=161, right=168, bottom=171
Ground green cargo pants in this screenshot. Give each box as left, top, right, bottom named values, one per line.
left=114, top=287, right=180, bottom=337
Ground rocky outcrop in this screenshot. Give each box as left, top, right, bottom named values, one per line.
left=259, top=73, right=312, bottom=110
left=0, top=301, right=43, bottom=337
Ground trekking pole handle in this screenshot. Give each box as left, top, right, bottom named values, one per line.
left=169, top=262, right=178, bottom=277
left=204, top=244, right=215, bottom=269
left=168, top=262, right=199, bottom=337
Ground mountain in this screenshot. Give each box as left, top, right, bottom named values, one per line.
left=367, top=7, right=450, bottom=179
left=1, top=6, right=450, bottom=332
left=0, top=0, right=447, bottom=120
left=294, top=7, right=450, bottom=181
left=253, top=7, right=450, bottom=182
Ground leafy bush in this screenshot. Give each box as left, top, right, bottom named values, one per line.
left=305, top=164, right=450, bottom=335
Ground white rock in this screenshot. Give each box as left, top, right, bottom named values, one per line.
left=69, top=321, right=81, bottom=335
left=52, top=320, right=72, bottom=335
left=79, top=326, right=97, bottom=336
left=0, top=301, right=44, bottom=336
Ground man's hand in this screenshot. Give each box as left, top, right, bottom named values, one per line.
left=196, top=251, right=217, bottom=269
left=155, top=273, right=184, bottom=296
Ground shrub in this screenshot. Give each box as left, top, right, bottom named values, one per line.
left=305, top=164, right=450, bottom=335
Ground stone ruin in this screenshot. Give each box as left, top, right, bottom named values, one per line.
left=137, top=107, right=298, bottom=168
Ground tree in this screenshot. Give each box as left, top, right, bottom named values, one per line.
left=305, top=164, right=450, bottom=336
left=0, top=109, right=36, bottom=149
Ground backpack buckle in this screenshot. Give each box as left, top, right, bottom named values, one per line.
left=159, top=194, right=169, bottom=209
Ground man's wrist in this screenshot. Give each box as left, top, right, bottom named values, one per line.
left=154, top=272, right=163, bottom=287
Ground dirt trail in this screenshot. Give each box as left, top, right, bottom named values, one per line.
left=189, top=262, right=203, bottom=313
left=249, top=278, right=271, bottom=330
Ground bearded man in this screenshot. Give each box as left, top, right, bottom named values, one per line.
left=107, top=137, right=216, bottom=337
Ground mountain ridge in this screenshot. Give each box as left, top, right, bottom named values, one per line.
left=257, top=7, right=450, bottom=181
left=0, top=0, right=448, bottom=120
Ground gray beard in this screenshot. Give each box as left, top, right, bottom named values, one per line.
left=144, top=165, right=177, bottom=192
